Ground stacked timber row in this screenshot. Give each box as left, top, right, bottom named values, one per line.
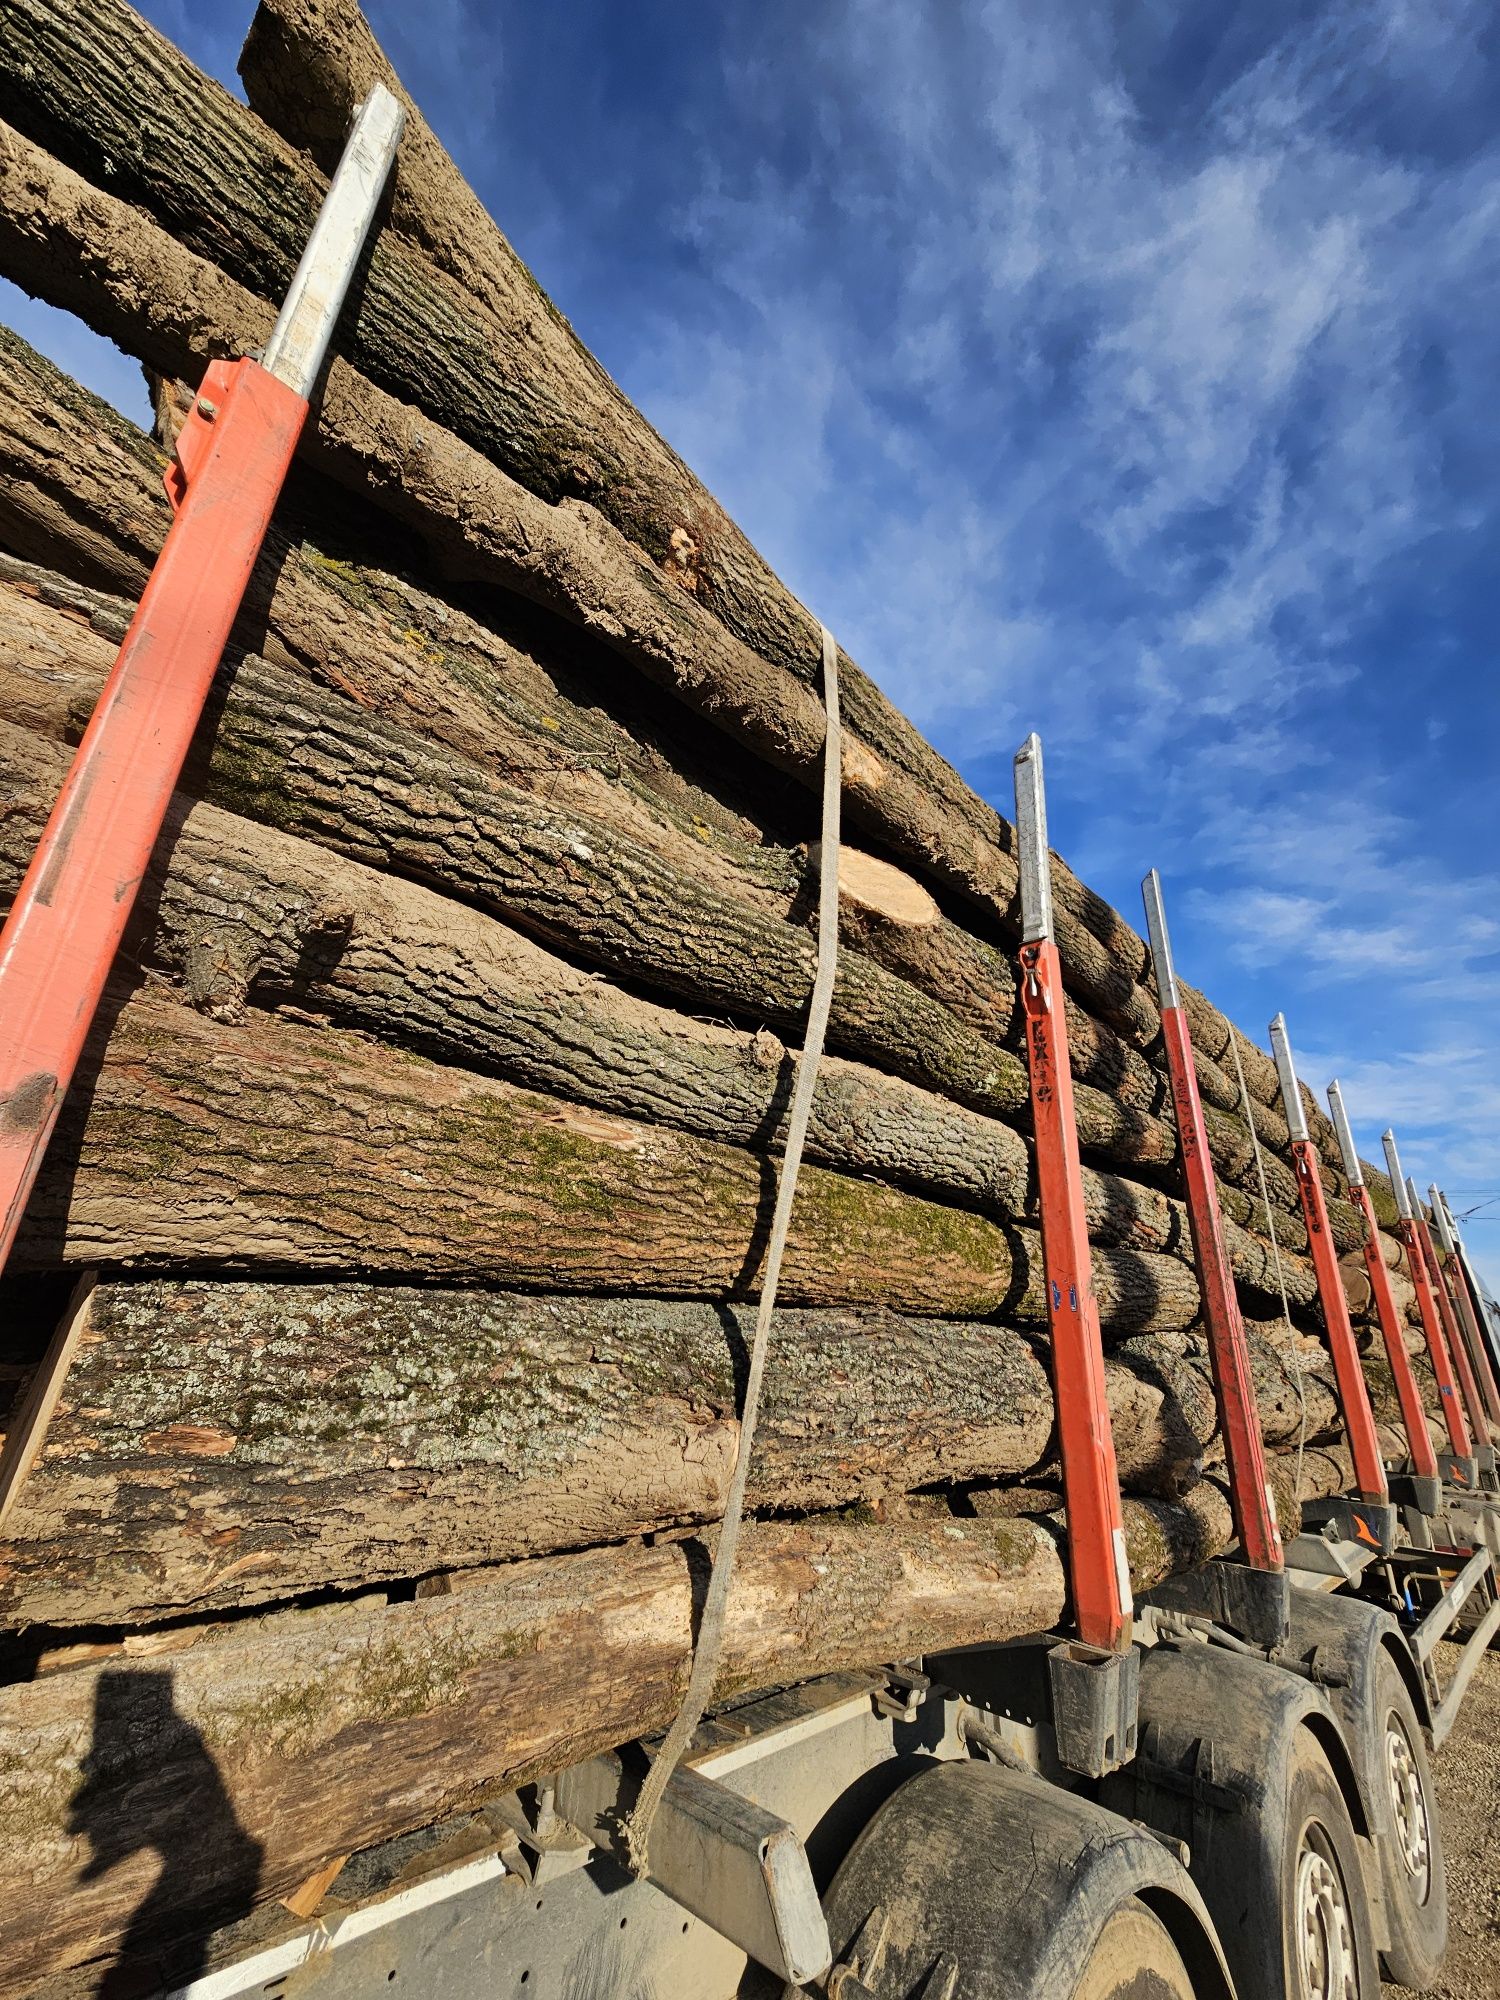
left=0, top=1, right=1477, bottom=1991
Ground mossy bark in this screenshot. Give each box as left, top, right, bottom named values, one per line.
left=0, top=79, right=1358, bottom=1185
left=0, top=1278, right=1238, bottom=1628
left=0, top=566, right=1330, bottom=1259
left=0, top=305, right=1359, bottom=1218
left=0, top=1437, right=1356, bottom=2000
left=16, top=984, right=1210, bottom=1345
left=0, top=1510, right=1066, bottom=1996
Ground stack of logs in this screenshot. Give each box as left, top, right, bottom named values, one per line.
left=0, top=1, right=1473, bottom=1991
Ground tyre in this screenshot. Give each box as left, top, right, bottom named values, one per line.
left=1106, top=1644, right=1381, bottom=2000
left=817, top=1759, right=1234, bottom=1999
left=1373, top=1651, right=1447, bottom=1988
left=1281, top=1729, right=1377, bottom=2000
left=1072, top=1897, right=1196, bottom=2000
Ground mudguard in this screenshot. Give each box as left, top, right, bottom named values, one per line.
left=816, top=1757, right=1234, bottom=1999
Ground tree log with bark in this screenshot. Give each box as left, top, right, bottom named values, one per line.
left=18, top=982, right=1224, bottom=1349
left=0, top=705, right=1320, bottom=1313
left=0, top=47, right=1358, bottom=1174
left=0, top=1277, right=1275, bottom=1627
left=0, top=318, right=1350, bottom=1221
left=0, top=1449, right=1355, bottom=2000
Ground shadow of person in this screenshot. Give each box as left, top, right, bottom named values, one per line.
left=68, top=1669, right=263, bottom=1998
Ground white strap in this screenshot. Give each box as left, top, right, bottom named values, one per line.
left=621, top=624, right=842, bottom=1872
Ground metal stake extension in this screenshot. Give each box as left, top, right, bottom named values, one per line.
left=1326, top=1082, right=1440, bottom=1486
left=0, top=87, right=405, bottom=1272
left=1384, top=1133, right=1474, bottom=1469
left=1143, top=872, right=1281, bottom=1572
left=1408, top=1174, right=1490, bottom=1454
left=1014, top=735, right=1132, bottom=1653
left=1439, top=1190, right=1500, bottom=1395
left=1269, top=1017, right=1388, bottom=1505
left=1430, top=1184, right=1500, bottom=1428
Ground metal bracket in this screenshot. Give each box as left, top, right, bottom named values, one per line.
left=1326, top=1081, right=1363, bottom=1187
left=826, top=1905, right=891, bottom=1999
left=1141, top=867, right=1180, bottom=1010
left=1282, top=1534, right=1377, bottom=1584
left=1387, top=1470, right=1443, bottom=1520
left=1146, top=1560, right=1290, bottom=1651
left=261, top=85, right=406, bottom=398
left=554, top=1749, right=831, bottom=1986
left=873, top=1664, right=931, bottom=1723
left=1299, top=1495, right=1399, bottom=1558
left=1268, top=1013, right=1310, bottom=1142
left=1047, top=1640, right=1139, bottom=1778
left=1013, top=731, right=1054, bottom=945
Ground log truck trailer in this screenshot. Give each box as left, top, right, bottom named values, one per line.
left=2, top=79, right=1498, bottom=2000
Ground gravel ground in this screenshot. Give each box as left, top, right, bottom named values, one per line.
left=1387, top=1640, right=1500, bottom=1998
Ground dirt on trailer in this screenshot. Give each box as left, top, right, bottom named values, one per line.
left=1388, top=1641, right=1500, bottom=1999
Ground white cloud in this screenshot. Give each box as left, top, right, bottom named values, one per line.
left=615, top=0, right=1500, bottom=1257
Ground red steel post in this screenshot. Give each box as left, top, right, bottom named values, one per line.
left=0, top=361, right=307, bottom=1265
left=1355, top=1187, right=1440, bottom=1480
left=0, top=85, right=403, bottom=1276
left=1016, top=737, right=1131, bottom=1654
left=1326, top=1083, right=1439, bottom=1484
left=1270, top=1019, right=1387, bottom=1503
left=1143, top=873, right=1280, bottom=1570
left=1385, top=1135, right=1473, bottom=1463
left=1430, top=1187, right=1500, bottom=1428
left=1415, top=1207, right=1489, bottom=1449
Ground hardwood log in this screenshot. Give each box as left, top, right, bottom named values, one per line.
left=0, top=1512, right=1062, bottom=1995
left=0, top=78, right=1350, bottom=1165
left=239, top=0, right=1365, bottom=1171
left=0, top=516, right=1328, bottom=1240
left=0, top=1278, right=1227, bottom=1628
left=0, top=719, right=1041, bottom=1220
left=0, top=304, right=1355, bottom=1233
left=16, top=984, right=1210, bottom=1341
left=0, top=516, right=1335, bottom=1249
left=0, top=1450, right=1350, bottom=1998
left=0, top=708, right=1319, bottom=1314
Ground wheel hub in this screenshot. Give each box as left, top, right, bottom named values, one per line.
left=1385, top=1717, right=1432, bottom=1897
left=1296, top=1838, right=1357, bottom=2000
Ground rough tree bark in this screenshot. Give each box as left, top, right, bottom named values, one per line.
left=0, top=86, right=1354, bottom=1164
left=0, top=297, right=1364, bottom=1232
left=16, top=983, right=1208, bottom=1338
left=0, top=0, right=1150, bottom=994
left=0, top=1459, right=1353, bottom=2000
left=0, top=707, right=1319, bottom=1311
left=0, top=515, right=1349, bottom=1248
left=0, top=322, right=1324, bottom=1205
left=0, top=1278, right=1238, bottom=1628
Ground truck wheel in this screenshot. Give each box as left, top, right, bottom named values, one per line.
left=817, top=1760, right=1235, bottom=1999
left=1283, top=1730, right=1370, bottom=2000
left=1373, top=1651, right=1446, bottom=1988
left=1108, top=1645, right=1381, bottom=2000
left=1072, top=1898, right=1195, bottom=2000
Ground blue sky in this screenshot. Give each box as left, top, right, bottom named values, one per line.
left=4, top=0, right=1498, bottom=1284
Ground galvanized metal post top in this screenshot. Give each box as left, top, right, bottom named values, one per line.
left=1013, top=731, right=1053, bottom=947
